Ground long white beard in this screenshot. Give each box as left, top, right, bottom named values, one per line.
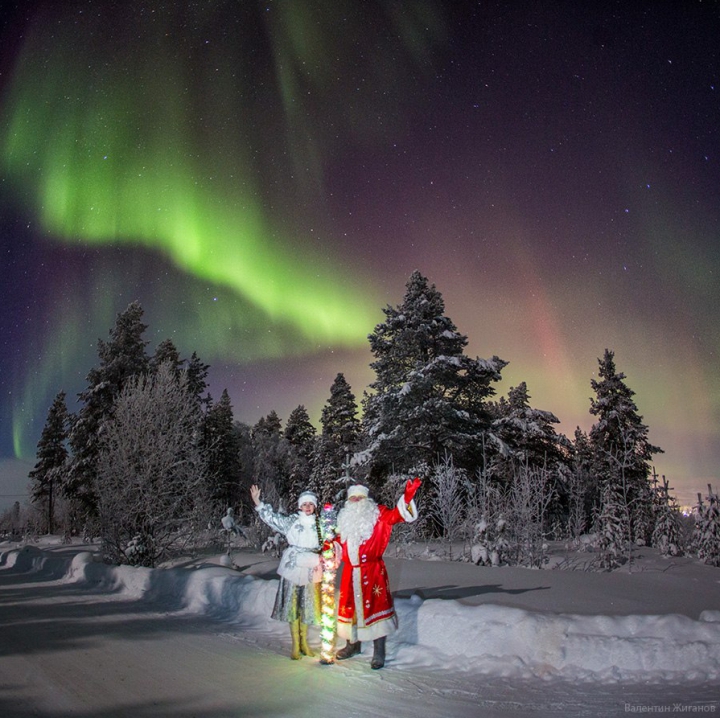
left=336, top=499, right=380, bottom=558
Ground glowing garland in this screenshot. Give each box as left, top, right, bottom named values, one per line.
left=319, top=502, right=338, bottom=664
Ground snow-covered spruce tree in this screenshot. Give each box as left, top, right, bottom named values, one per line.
left=692, top=485, right=720, bottom=567
left=588, top=349, right=662, bottom=547
left=490, top=382, right=569, bottom=480
left=594, top=480, right=628, bottom=570
left=362, top=270, right=507, bottom=488
left=651, top=475, right=685, bottom=557
left=67, top=301, right=149, bottom=519
left=95, top=362, right=207, bottom=567
left=490, top=382, right=571, bottom=529
left=311, top=373, right=361, bottom=504
left=29, top=391, right=70, bottom=534
left=284, top=405, right=317, bottom=501
left=202, top=389, right=242, bottom=511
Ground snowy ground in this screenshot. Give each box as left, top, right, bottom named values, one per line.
left=1, top=538, right=719, bottom=717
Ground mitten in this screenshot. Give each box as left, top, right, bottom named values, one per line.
left=403, top=477, right=422, bottom=504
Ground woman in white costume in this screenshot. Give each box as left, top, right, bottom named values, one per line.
left=250, top=484, right=322, bottom=659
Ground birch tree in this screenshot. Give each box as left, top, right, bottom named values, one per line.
left=95, top=362, right=207, bottom=566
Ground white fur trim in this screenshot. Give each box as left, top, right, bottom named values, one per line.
left=347, top=484, right=369, bottom=499
left=337, top=613, right=398, bottom=642
left=397, top=497, right=418, bottom=523
left=297, top=491, right=318, bottom=508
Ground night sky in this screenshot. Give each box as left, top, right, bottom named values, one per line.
left=1, top=1, right=718, bottom=505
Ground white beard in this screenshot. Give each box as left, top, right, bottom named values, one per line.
left=336, top=499, right=380, bottom=558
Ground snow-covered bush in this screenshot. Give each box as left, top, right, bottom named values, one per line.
left=508, top=465, right=555, bottom=568
left=429, top=455, right=466, bottom=548
left=467, top=469, right=510, bottom=566
left=470, top=515, right=509, bottom=566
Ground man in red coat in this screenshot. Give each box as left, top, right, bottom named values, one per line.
left=334, top=478, right=421, bottom=669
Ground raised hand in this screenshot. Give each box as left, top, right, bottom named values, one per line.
left=250, top=484, right=261, bottom=506
left=403, top=477, right=422, bottom=504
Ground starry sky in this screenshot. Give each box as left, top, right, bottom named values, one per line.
left=1, top=0, right=718, bottom=506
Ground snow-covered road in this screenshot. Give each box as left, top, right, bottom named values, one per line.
left=1, top=544, right=718, bottom=717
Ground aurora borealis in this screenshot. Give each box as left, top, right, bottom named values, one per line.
left=1, top=1, right=719, bottom=505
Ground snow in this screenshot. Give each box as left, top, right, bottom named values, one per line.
left=2, top=538, right=720, bottom=716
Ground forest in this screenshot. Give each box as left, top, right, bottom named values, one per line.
left=11, top=271, right=720, bottom=570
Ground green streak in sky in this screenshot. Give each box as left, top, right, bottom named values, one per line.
left=2, top=1, right=445, bottom=459
left=3, top=2, right=437, bottom=344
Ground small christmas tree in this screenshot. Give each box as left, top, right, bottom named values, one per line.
left=693, top=485, right=720, bottom=567
left=651, top=475, right=685, bottom=557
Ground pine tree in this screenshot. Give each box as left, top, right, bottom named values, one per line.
left=202, top=389, right=242, bottom=509
left=186, top=351, right=211, bottom=409
left=312, top=374, right=361, bottom=503
left=252, top=411, right=289, bottom=508
left=29, top=391, right=70, bottom=534
left=284, top=405, right=317, bottom=501
left=321, top=374, right=361, bottom=449
left=66, top=301, right=149, bottom=516
left=363, top=270, right=506, bottom=483
left=588, top=349, right=662, bottom=546
left=150, top=338, right=182, bottom=377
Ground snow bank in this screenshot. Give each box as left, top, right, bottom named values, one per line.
left=3, top=545, right=720, bottom=685
left=394, top=598, right=720, bottom=683
left=61, top=549, right=277, bottom=626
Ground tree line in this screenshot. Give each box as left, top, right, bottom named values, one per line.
left=23, top=271, right=720, bottom=568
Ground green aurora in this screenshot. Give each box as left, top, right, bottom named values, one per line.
left=2, top=1, right=444, bottom=457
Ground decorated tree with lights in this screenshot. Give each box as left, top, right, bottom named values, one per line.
left=362, top=270, right=506, bottom=487
left=29, top=391, right=70, bottom=534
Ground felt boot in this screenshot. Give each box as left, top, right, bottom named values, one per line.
left=371, top=636, right=386, bottom=669
left=289, top=619, right=301, bottom=660
left=335, top=640, right=361, bottom=660
left=299, top=622, right=315, bottom=657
